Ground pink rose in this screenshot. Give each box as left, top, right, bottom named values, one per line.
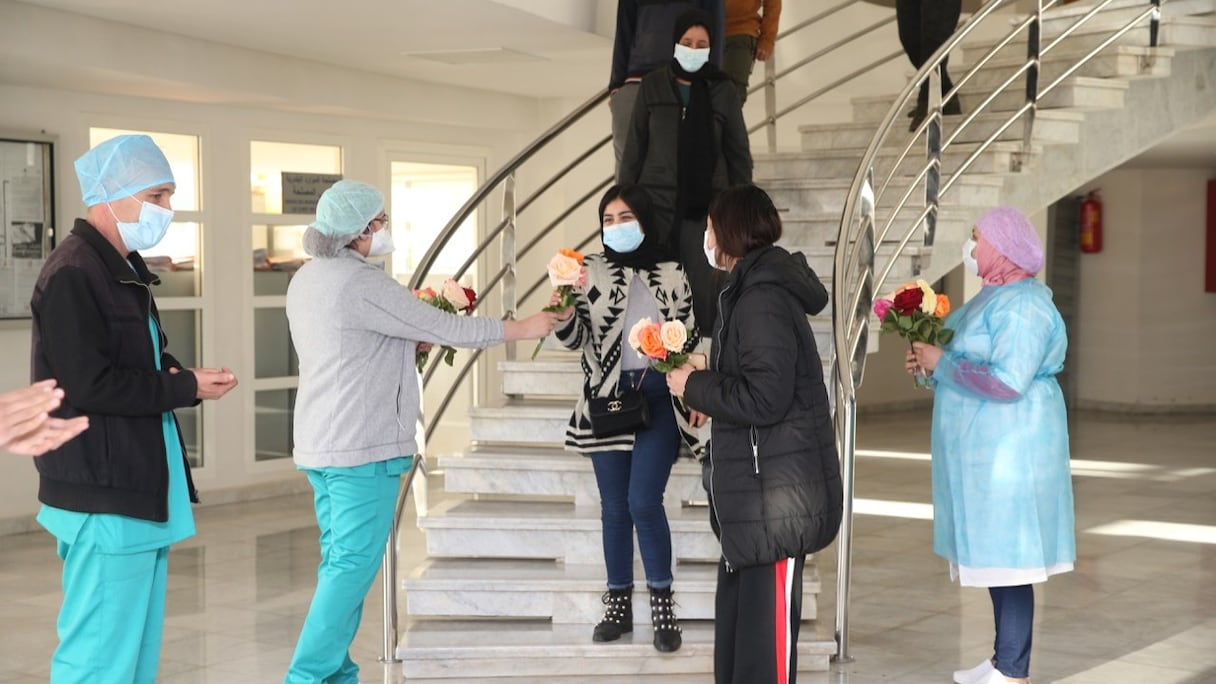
left=441, top=279, right=471, bottom=311
left=873, top=298, right=894, bottom=321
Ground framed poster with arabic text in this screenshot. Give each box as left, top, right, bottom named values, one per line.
left=0, top=131, right=55, bottom=320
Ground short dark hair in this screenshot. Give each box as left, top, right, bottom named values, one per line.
left=708, top=185, right=782, bottom=262
left=598, top=184, right=656, bottom=231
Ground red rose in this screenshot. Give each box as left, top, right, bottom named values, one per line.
left=462, top=287, right=477, bottom=313
left=892, top=287, right=924, bottom=316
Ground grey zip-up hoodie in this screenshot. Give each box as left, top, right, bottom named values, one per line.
left=285, top=249, right=504, bottom=468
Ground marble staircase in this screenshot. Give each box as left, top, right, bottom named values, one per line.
left=396, top=0, right=1216, bottom=679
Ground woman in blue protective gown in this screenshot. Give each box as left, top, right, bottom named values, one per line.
left=908, top=206, right=1075, bottom=684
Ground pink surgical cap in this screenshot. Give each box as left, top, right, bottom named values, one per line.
left=975, top=206, right=1045, bottom=275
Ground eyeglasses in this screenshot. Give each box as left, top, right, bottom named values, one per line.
left=369, top=215, right=390, bottom=229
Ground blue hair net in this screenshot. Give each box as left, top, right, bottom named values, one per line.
left=311, top=180, right=384, bottom=238
left=75, top=134, right=175, bottom=207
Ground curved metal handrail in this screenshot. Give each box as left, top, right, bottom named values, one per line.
left=830, top=0, right=1166, bottom=660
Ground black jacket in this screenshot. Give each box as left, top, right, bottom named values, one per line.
left=618, top=65, right=752, bottom=332
left=684, top=246, right=843, bottom=569
left=30, top=219, right=200, bottom=521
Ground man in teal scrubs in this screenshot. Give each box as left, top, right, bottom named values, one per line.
left=29, top=134, right=239, bottom=683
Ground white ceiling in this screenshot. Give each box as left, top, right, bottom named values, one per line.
left=13, top=0, right=616, bottom=99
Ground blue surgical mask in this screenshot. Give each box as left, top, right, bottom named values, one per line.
left=962, top=238, right=979, bottom=276
left=603, top=220, right=644, bottom=253
left=674, top=43, right=710, bottom=73
left=109, top=200, right=174, bottom=252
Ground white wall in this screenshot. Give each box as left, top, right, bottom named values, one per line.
left=0, top=7, right=551, bottom=528
left=1074, top=168, right=1216, bottom=410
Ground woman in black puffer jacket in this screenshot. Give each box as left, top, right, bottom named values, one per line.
left=666, top=185, right=842, bottom=684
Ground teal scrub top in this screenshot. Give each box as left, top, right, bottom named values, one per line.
left=38, top=312, right=196, bottom=553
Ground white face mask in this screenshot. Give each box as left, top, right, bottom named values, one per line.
left=962, top=238, right=979, bottom=276
left=703, top=229, right=726, bottom=271
left=367, top=228, right=395, bottom=257
left=674, top=43, right=710, bottom=73
left=109, top=200, right=174, bottom=252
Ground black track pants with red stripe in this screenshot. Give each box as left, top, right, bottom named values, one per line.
left=714, top=555, right=805, bottom=684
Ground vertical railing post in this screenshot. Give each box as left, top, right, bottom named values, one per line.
left=833, top=167, right=875, bottom=664
left=1022, top=0, right=1042, bottom=155
left=1149, top=0, right=1161, bottom=47
left=380, top=456, right=424, bottom=664
left=925, top=67, right=942, bottom=249
left=501, top=173, right=518, bottom=360
left=764, top=57, right=778, bottom=153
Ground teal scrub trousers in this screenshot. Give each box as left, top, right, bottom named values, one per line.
left=284, top=457, right=410, bottom=684
left=51, top=527, right=170, bottom=684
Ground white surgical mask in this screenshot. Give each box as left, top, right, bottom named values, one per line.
left=674, top=43, right=710, bottom=73
left=703, top=230, right=726, bottom=271
left=367, top=228, right=395, bottom=257
left=110, top=200, right=174, bottom=252
left=962, top=238, right=979, bottom=276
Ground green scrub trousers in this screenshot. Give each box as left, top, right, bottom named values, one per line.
left=284, top=456, right=411, bottom=684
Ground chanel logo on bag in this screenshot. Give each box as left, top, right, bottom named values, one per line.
left=608, top=400, right=622, bottom=412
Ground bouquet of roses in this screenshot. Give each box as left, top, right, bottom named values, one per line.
left=627, top=317, right=692, bottom=409
left=532, top=248, right=587, bottom=359
left=872, top=279, right=953, bottom=387
left=627, top=317, right=690, bottom=372
left=415, top=279, right=478, bottom=372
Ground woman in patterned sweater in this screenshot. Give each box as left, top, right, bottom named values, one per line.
left=551, top=184, right=705, bottom=653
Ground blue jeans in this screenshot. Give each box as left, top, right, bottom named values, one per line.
left=989, top=584, right=1033, bottom=678
left=590, top=369, right=680, bottom=590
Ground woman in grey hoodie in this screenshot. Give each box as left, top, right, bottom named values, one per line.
left=283, top=180, right=558, bottom=684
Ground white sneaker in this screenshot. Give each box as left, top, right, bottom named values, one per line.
left=953, top=658, right=996, bottom=684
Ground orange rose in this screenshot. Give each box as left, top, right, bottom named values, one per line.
left=934, top=294, right=951, bottom=318
left=559, top=248, right=585, bottom=265
left=637, top=323, right=666, bottom=360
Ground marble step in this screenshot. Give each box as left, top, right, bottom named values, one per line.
left=403, top=559, right=822, bottom=624
left=755, top=141, right=1036, bottom=181
left=397, top=622, right=835, bottom=679
left=781, top=206, right=985, bottom=249
left=500, top=359, right=582, bottom=397
left=440, top=447, right=706, bottom=506
left=764, top=176, right=1006, bottom=218
left=968, top=14, right=1216, bottom=57
left=848, top=77, right=1128, bottom=125
left=469, top=400, right=573, bottom=444
left=961, top=45, right=1173, bottom=92
left=417, top=499, right=721, bottom=562
left=1034, top=0, right=1216, bottom=36
left=799, top=108, right=1082, bottom=151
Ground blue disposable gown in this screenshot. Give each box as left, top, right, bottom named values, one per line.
left=929, top=279, right=1076, bottom=586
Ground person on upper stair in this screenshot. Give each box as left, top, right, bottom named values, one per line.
left=619, top=8, right=753, bottom=337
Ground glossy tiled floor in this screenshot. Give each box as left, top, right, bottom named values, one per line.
left=0, top=410, right=1213, bottom=683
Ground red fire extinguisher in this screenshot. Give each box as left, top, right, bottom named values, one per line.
left=1080, top=191, right=1102, bottom=253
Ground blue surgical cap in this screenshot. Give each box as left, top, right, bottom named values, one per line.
left=311, top=180, right=384, bottom=237
left=75, top=134, right=175, bottom=207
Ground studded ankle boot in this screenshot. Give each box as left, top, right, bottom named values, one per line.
left=649, top=586, right=682, bottom=652
left=592, top=586, right=633, bottom=642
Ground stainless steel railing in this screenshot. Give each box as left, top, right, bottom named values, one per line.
left=378, top=2, right=912, bottom=661
left=830, top=0, right=1166, bottom=661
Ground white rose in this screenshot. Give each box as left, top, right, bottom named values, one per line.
left=659, top=320, right=687, bottom=353
left=916, top=279, right=937, bottom=315
left=547, top=253, right=584, bottom=287
left=442, top=279, right=470, bottom=310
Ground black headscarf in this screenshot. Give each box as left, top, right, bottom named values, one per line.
left=599, top=184, right=676, bottom=270
left=671, top=9, right=730, bottom=226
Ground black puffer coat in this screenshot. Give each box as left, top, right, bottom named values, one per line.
left=684, top=246, right=843, bottom=569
